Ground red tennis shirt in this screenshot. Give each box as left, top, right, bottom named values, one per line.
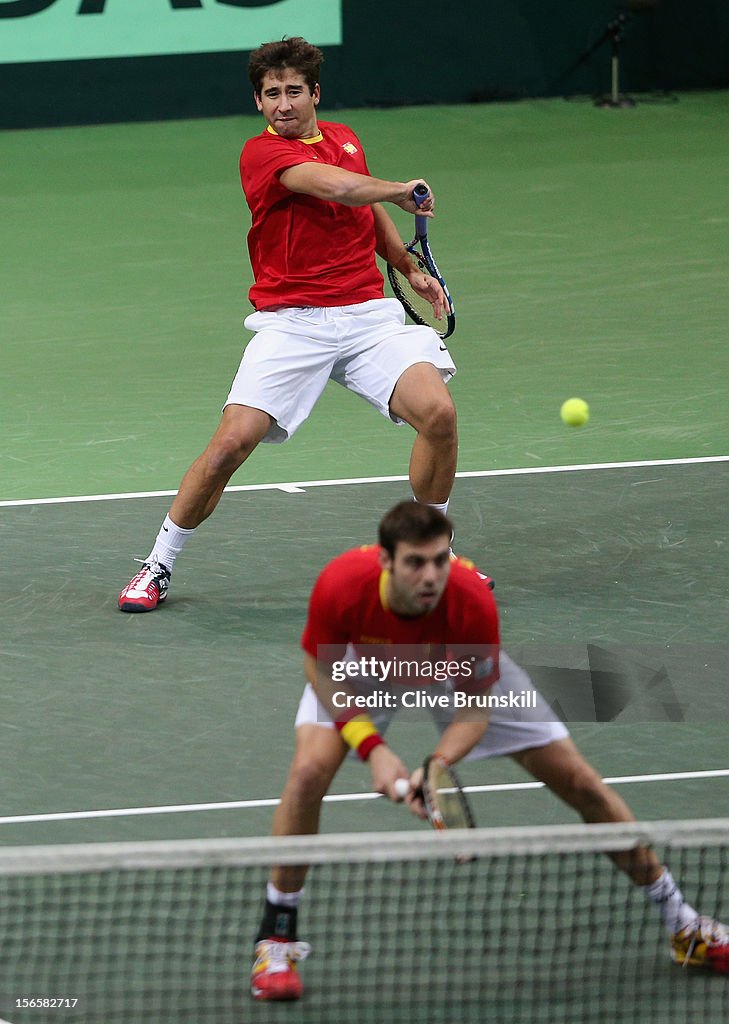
left=301, top=546, right=500, bottom=690
left=240, top=121, right=386, bottom=310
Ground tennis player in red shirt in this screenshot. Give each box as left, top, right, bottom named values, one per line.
left=251, top=502, right=729, bottom=1001
left=119, top=36, right=467, bottom=612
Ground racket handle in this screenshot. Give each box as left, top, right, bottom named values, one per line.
left=413, top=183, right=429, bottom=238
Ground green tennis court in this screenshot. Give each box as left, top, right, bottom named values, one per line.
left=1, top=93, right=728, bottom=1021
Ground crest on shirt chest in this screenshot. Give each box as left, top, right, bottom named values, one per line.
left=356, top=638, right=437, bottom=661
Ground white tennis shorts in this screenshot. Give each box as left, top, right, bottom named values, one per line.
left=225, top=298, right=456, bottom=443
left=294, top=653, right=569, bottom=760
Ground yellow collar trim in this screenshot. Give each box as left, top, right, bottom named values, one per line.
left=266, top=125, right=323, bottom=145
left=379, top=570, right=391, bottom=612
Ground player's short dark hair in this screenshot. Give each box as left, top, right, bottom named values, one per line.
left=378, top=502, right=453, bottom=559
left=248, top=37, right=324, bottom=97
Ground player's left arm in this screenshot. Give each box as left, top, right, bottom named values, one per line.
left=432, top=710, right=490, bottom=767
left=403, top=709, right=489, bottom=819
left=372, top=203, right=448, bottom=315
left=372, top=202, right=410, bottom=268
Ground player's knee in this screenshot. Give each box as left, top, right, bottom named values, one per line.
left=419, top=398, right=457, bottom=443
left=288, top=757, right=337, bottom=804
left=205, top=431, right=257, bottom=475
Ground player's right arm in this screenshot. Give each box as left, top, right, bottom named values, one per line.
left=305, top=654, right=409, bottom=801
left=366, top=744, right=411, bottom=801
left=279, top=163, right=433, bottom=214
left=301, top=553, right=413, bottom=801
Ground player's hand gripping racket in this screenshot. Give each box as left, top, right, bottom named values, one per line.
left=387, top=184, right=456, bottom=340
left=421, top=755, right=476, bottom=831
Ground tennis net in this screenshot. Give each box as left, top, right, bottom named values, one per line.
left=0, top=819, right=728, bottom=1023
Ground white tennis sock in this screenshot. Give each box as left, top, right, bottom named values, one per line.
left=413, top=497, right=450, bottom=517
left=644, top=868, right=698, bottom=934
left=266, top=882, right=303, bottom=908
left=146, top=514, right=195, bottom=573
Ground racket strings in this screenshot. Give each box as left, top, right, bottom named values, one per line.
left=387, top=256, right=448, bottom=336
left=427, top=764, right=473, bottom=830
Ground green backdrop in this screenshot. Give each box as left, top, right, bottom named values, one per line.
left=1, top=0, right=727, bottom=128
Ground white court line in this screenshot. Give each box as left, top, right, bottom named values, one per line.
left=1, top=454, right=728, bottom=509
left=1, top=768, right=727, bottom=826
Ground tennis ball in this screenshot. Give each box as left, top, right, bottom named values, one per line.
left=560, top=397, right=589, bottom=427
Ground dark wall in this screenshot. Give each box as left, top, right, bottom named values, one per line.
left=2, top=0, right=727, bottom=130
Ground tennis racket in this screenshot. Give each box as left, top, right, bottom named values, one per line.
left=387, top=184, right=456, bottom=340
left=421, top=755, right=476, bottom=831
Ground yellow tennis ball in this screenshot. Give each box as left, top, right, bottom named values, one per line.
left=560, top=397, right=589, bottom=427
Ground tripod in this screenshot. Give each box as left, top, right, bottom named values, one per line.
left=558, top=1, right=660, bottom=108
left=594, top=12, right=636, bottom=108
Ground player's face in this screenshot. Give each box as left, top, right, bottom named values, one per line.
left=255, top=70, right=320, bottom=139
left=381, top=536, right=452, bottom=617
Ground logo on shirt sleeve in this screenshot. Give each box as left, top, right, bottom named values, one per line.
left=342, top=141, right=358, bottom=155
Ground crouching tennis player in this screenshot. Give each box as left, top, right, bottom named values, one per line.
left=251, top=502, right=729, bottom=1000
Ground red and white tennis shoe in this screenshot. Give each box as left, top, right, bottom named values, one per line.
left=251, top=938, right=311, bottom=1001
left=118, top=557, right=171, bottom=613
left=450, top=547, right=494, bottom=590
left=671, top=916, right=729, bottom=973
